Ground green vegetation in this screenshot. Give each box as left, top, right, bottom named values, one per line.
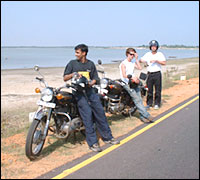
left=138, top=45, right=199, bottom=49
left=166, top=57, right=199, bottom=65
left=1, top=106, right=36, bottom=138
left=162, top=62, right=199, bottom=89
left=2, top=45, right=199, bottom=49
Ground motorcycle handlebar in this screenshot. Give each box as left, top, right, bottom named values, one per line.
left=97, top=70, right=105, bottom=74
left=127, top=74, right=132, bottom=79
left=36, top=77, right=43, bottom=81
left=35, top=76, right=48, bottom=87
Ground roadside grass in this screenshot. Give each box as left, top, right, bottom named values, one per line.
left=1, top=106, right=37, bottom=138
left=177, top=64, right=199, bottom=80
left=166, top=57, right=199, bottom=65
left=162, top=94, right=171, bottom=100
left=162, top=62, right=199, bottom=89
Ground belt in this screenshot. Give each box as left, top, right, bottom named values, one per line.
left=148, top=71, right=161, bottom=74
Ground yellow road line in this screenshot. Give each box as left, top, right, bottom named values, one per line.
left=52, top=95, right=199, bottom=179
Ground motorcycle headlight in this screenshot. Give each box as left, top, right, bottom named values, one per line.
left=41, top=88, right=53, bottom=102
left=100, top=78, right=108, bottom=89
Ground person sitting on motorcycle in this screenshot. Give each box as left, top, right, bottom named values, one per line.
left=63, top=44, right=120, bottom=152
left=119, top=48, right=154, bottom=122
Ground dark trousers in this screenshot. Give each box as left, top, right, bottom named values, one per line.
left=146, top=71, right=162, bottom=106
left=75, top=88, right=113, bottom=147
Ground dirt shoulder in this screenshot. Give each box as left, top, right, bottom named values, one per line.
left=1, top=58, right=199, bottom=179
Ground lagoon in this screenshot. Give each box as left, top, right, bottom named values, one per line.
left=1, top=47, right=199, bottom=69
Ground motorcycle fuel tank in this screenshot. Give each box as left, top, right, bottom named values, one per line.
left=57, top=91, right=73, bottom=105
left=107, top=81, right=123, bottom=96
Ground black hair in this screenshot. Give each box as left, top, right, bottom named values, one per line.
left=74, top=44, right=88, bottom=55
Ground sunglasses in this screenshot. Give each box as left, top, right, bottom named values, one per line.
left=129, top=53, right=135, bottom=56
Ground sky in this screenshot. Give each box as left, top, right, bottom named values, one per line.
left=1, top=1, right=199, bottom=47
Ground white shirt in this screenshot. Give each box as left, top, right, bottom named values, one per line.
left=141, top=51, right=166, bottom=72
left=119, top=59, right=136, bottom=84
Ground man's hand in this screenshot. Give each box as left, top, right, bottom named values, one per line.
left=150, top=60, right=157, bottom=63
left=134, top=52, right=138, bottom=59
left=132, top=77, right=140, bottom=84
left=150, top=60, right=166, bottom=65
left=73, top=72, right=82, bottom=79
left=88, top=79, right=96, bottom=87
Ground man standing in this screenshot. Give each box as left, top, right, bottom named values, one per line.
left=140, top=40, right=166, bottom=109
left=63, top=44, right=120, bottom=152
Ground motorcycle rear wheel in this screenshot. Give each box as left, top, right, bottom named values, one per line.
left=25, top=119, right=47, bottom=161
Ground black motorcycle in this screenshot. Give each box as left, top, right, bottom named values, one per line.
left=25, top=66, right=87, bottom=160
left=95, top=60, right=148, bottom=117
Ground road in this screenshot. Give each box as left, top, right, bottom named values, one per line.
left=37, top=95, right=199, bottom=179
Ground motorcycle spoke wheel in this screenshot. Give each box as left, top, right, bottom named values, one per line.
left=32, top=123, right=45, bottom=154
left=25, top=120, right=47, bottom=160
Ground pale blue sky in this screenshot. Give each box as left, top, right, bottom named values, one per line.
left=1, top=1, right=199, bottom=46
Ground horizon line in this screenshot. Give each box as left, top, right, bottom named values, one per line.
left=1, top=45, right=199, bottom=48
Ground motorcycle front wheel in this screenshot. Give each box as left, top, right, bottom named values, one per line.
left=25, top=119, right=47, bottom=161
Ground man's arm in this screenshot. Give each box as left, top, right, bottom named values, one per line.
left=121, top=63, right=127, bottom=78
left=63, top=73, right=75, bottom=82
left=135, top=59, right=142, bottom=70
left=63, top=61, right=75, bottom=81
left=89, top=62, right=99, bottom=86
left=150, top=60, right=166, bottom=65
left=133, top=53, right=142, bottom=70
left=139, top=58, right=146, bottom=63
left=89, top=79, right=96, bottom=87
left=121, top=63, right=139, bottom=83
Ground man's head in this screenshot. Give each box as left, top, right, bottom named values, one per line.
left=126, top=48, right=136, bottom=59
left=74, top=44, right=88, bottom=60
left=149, top=40, right=159, bottom=52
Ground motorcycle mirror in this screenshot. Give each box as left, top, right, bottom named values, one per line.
left=34, top=65, right=40, bottom=71
left=98, top=59, right=102, bottom=65
left=139, top=72, right=147, bottom=80
left=34, top=65, right=45, bottom=80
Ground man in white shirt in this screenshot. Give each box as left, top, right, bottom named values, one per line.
left=140, top=40, right=166, bottom=109
left=119, top=48, right=154, bottom=122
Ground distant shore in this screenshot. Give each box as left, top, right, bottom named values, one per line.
left=1, top=46, right=199, bottom=50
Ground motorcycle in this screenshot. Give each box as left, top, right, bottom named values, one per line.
left=95, top=60, right=148, bottom=117
left=25, top=66, right=87, bottom=160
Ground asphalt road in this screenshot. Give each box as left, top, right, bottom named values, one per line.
left=37, top=95, right=199, bottom=179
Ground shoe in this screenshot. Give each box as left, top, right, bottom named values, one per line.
left=154, top=105, right=159, bottom=110
left=89, top=143, right=102, bottom=152
left=147, top=115, right=154, bottom=123
left=104, top=138, right=120, bottom=145
left=140, top=117, right=149, bottom=123
left=145, top=105, right=152, bottom=109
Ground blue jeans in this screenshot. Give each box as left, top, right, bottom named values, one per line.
left=123, top=84, right=150, bottom=120
left=75, top=88, right=113, bottom=147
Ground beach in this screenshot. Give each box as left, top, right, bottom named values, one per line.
left=1, top=58, right=198, bottom=97
left=1, top=58, right=199, bottom=113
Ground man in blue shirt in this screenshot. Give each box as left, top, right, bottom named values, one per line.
left=63, top=44, right=120, bottom=152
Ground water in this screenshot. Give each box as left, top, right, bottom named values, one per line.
left=1, top=47, right=199, bottom=69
